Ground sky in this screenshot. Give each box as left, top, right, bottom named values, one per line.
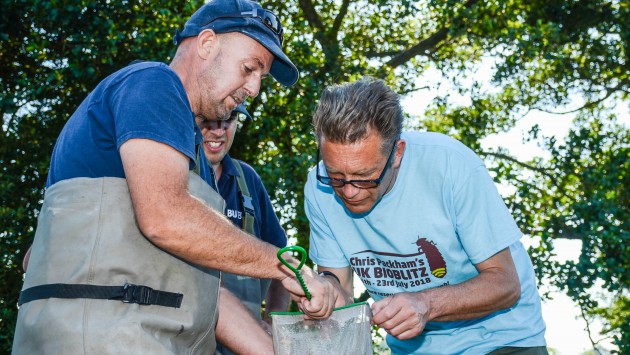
left=394, top=70, right=626, bottom=354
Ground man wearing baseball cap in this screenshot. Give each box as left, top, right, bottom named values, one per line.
left=174, top=0, right=299, bottom=86
left=12, top=1, right=345, bottom=354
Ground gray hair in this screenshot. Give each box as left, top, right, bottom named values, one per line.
left=312, top=77, right=403, bottom=153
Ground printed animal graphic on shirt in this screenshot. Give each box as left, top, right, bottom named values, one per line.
left=349, top=236, right=448, bottom=298
left=414, top=237, right=447, bottom=278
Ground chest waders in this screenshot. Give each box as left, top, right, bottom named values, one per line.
left=13, top=173, right=224, bottom=354
left=220, top=161, right=271, bottom=319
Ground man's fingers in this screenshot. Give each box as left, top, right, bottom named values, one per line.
left=371, top=297, right=397, bottom=324
left=371, top=293, right=428, bottom=339
left=391, top=325, right=423, bottom=340
left=300, top=291, right=333, bottom=319
left=280, top=276, right=307, bottom=298
left=281, top=267, right=342, bottom=320
left=382, top=309, right=423, bottom=339
left=299, top=274, right=338, bottom=319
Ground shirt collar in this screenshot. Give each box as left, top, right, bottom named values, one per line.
left=220, top=154, right=240, bottom=178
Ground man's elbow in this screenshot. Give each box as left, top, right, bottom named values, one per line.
left=135, top=210, right=175, bottom=247
left=503, top=276, right=521, bottom=309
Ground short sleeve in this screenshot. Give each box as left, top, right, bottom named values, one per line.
left=453, top=165, right=523, bottom=264
left=108, top=66, right=195, bottom=161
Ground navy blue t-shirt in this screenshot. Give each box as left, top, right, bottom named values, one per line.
left=46, top=62, right=214, bottom=187
left=217, top=155, right=287, bottom=248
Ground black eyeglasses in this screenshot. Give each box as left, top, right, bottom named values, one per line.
left=316, top=141, right=397, bottom=189
left=195, top=112, right=241, bottom=130
left=204, top=8, right=284, bottom=45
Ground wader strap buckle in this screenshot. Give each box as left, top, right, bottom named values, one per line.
left=113, top=283, right=183, bottom=308
left=121, top=283, right=153, bottom=305
left=242, top=195, right=255, bottom=215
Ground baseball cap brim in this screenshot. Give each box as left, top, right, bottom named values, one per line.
left=238, top=27, right=299, bottom=87
left=233, top=103, right=252, bottom=120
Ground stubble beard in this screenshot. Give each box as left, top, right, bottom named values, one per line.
left=197, top=51, right=231, bottom=121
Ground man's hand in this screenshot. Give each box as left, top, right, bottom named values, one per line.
left=317, top=267, right=354, bottom=307
left=323, top=275, right=354, bottom=308
left=280, top=267, right=347, bottom=320
left=371, top=292, right=430, bottom=340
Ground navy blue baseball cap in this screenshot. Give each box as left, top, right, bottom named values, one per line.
left=174, top=0, right=299, bottom=87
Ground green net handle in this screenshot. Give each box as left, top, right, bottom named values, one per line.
left=277, top=245, right=312, bottom=300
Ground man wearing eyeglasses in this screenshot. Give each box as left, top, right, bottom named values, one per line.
left=305, top=77, right=548, bottom=354
left=196, top=103, right=291, bottom=354
left=13, top=0, right=344, bottom=354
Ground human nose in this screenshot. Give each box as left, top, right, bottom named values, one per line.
left=243, top=75, right=262, bottom=98
left=339, top=183, right=360, bottom=199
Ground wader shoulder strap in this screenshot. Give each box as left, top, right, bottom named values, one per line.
left=233, top=161, right=255, bottom=235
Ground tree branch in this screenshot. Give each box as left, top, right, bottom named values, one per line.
left=385, top=27, right=449, bottom=68
left=331, top=0, right=350, bottom=37
left=299, top=0, right=347, bottom=77
left=298, top=0, right=326, bottom=34
left=365, top=50, right=401, bottom=59
left=480, top=150, right=556, bottom=182
left=398, top=85, right=431, bottom=96
left=578, top=297, right=603, bottom=355
left=385, top=0, right=479, bottom=68
left=535, top=80, right=628, bottom=115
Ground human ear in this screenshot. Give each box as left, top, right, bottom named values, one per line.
left=393, top=140, right=406, bottom=168
left=196, top=29, right=218, bottom=59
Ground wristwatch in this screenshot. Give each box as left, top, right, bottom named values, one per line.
left=318, top=270, right=340, bottom=284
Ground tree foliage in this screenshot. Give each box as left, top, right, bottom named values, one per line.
left=0, top=0, right=205, bottom=350
left=1, top=0, right=628, bottom=352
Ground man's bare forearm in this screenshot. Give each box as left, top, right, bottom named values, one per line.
left=120, top=139, right=295, bottom=281
left=217, top=287, right=273, bottom=354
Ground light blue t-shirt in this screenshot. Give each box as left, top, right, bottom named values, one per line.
left=305, top=131, right=546, bottom=354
